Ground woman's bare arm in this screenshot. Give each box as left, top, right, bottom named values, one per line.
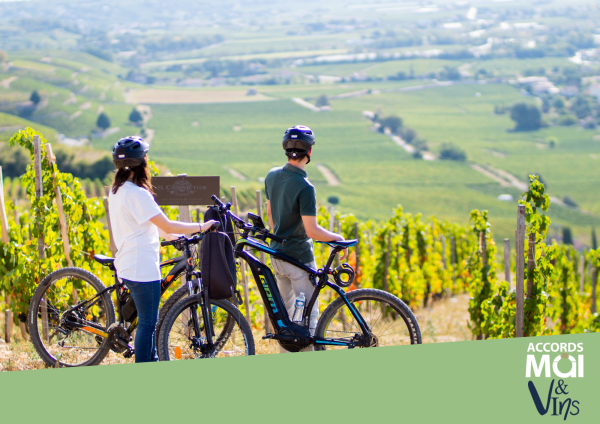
left=150, top=212, right=217, bottom=235
left=157, top=226, right=180, bottom=241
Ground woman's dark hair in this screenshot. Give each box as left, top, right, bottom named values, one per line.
left=111, top=156, right=154, bottom=195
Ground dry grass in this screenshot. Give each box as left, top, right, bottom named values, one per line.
left=0, top=294, right=473, bottom=372
left=416, top=294, right=472, bottom=343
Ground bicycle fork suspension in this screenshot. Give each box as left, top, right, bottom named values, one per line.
left=194, top=289, right=216, bottom=354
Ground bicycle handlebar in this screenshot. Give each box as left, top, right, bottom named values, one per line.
left=160, top=222, right=221, bottom=249
left=210, top=194, right=286, bottom=245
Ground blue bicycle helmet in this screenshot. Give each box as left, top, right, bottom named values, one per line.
left=112, top=136, right=149, bottom=168
left=282, top=125, right=315, bottom=163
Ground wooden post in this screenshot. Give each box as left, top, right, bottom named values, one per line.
left=441, top=235, right=446, bottom=270
left=256, top=190, right=270, bottom=333
left=526, top=233, right=535, bottom=299
left=178, top=204, right=192, bottom=287
left=592, top=267, right=598, bottom=314
left=4, top=309, right=12, bottom=343
left=480, top=232, right=487, bottom=270
left=102, top=198, right=117, bottom=257
left=579, top=256, right=585, bottom=295
left=19, top=320, right=28, bottom=341
left=504, top=239, right=511, bottom=289
left=451, top=236, right=457, bottom=287
left=334, top=219, right=341, bottom=268
left=33, top=135, right=49, bottom=343
left=354, top=222, right=360, bottom=286
left=195, top=207, right=201, bottom=223
left=0, top=167, right=9, bottom=243
left=178, top=205, right=191, bottom=223
left=383, top=232, right=391, bottom=292
left=515, top=205, right=526, bottom=338
left=33, top=135, right=45, bottom=259
left=328, top=206, right=335, bottom=232
left=328, top=206, right=337, bottom=263
left=45, top=144, right=73, bottom=267
left=264, top=201, right=268, bottom=226
left=231, top=187, right=251, bottom=325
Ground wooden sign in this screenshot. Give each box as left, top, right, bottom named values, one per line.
left=152, top=176, right=220, bottom=206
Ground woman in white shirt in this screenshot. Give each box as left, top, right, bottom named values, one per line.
left=109, top=136, right=217, bottom=363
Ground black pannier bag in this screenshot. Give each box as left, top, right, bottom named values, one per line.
left=200, top=231, right=237, bottom=300
left=204, top=206, right=236, bottom=247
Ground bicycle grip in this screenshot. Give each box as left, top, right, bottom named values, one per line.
left=211, top=195, right=224, bottom=207
left=268, top=233, right=286, bottom=245
left=161, top=240, right=175, bottom=247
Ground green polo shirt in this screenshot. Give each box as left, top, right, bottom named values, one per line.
left=264, top=163, right=317, bottom=264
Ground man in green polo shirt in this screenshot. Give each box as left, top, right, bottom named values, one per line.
left=265, top=125, right=347, bottom=352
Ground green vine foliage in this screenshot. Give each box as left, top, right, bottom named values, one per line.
left=0, top=128, right=111, bottom=317
left=465, top=177, right=600, bottom=339
left=466, top=210, right=498, bottom=339
left=7, top=132, right=595, bottom=339
left=520, top=175, right=554, bottom=337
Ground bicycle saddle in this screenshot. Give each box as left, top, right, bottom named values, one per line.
left=93, top=254, right=115, bottom=266
left=316, top=239, right=358, bottom=248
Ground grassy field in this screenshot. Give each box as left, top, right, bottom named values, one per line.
left=0, top=112, right=58, bottom=143
left=2, top=52, right=600, bottom=246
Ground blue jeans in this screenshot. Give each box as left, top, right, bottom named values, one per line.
left=123, top=279, right=161, bottom=363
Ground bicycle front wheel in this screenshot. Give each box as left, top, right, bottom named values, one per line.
left=28, top=268, right=116, bottom=367
left=315, top=288, right=422, bottom=350
left=158, top=295, right=255, bottom=361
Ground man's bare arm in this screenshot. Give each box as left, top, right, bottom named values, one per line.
left=266, top=199, right=274, bottom=230
left=301, top=215, right=348, bottom=260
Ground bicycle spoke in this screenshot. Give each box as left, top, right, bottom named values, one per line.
left=34, top=274, right=111, bottom=366
left=165, top=300, right=250, bottom=360
left=322, top=296, right=414, bottom=349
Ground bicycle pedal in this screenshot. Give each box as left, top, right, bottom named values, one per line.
left=262, top=333, right=275, bottom=340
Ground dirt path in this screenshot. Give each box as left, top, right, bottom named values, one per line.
left=223, top=166, right=247, bottom=181
left=316, top=164, right=341, bottom=186
left=291, top=97, right=322, bottom=112
left=470, top=163, right=585, bottom=211
left=0, top=76, right=18, bottom=89
left=470, top=164, right=511, bottom=187
left=136, top=105, right=153, bottom=124
left=144, top=128, right=155, bottom=145
left=390, top=134, right=436, bottom=160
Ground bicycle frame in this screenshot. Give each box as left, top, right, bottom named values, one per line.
left=61, top=252, right=196, bottom=343
left=235, top=237, right=371, bottom=348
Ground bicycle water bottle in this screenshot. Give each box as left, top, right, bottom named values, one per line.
left=291, top=292, right=306, bottom=323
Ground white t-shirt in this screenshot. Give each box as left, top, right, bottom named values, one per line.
left=108, top=182, right=163, bottom=282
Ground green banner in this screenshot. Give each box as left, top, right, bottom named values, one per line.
left=1, top=333, right=597, bottom=422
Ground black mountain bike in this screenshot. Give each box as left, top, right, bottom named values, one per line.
left=157, top=196, right=421, bottom=361
left=27, top=224, right=228, bottom=367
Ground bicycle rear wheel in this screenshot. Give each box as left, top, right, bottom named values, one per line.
left=28, top=268, right=116, bottom=367
left=158, top=295, right=255, bottom=360
left=315, top=288, right=421, bottom=350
